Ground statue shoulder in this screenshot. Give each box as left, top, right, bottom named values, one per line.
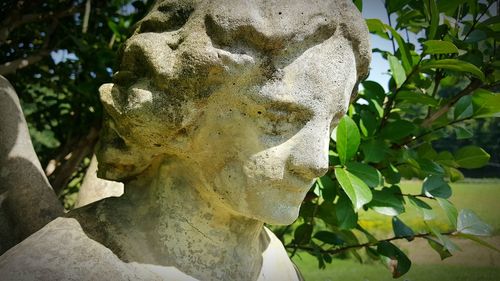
left=0, top=217, right=163, bottom=281
left=259, top=226, right=304, bottom=281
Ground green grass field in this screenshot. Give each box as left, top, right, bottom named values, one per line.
left=293, top=179, right=500, bottom=281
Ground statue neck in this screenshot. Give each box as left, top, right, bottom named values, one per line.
left=93, top=159, right=267, bottom=281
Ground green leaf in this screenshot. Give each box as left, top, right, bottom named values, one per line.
left=318, top=176, right=336, bottom=203
left=464, top=30, right=488, bottom=43
left=336, top=193, right=358, bottom=230
left=472, top=89, right=500, bottom=118
left=379, top=119, right=416, bottom=141
left=417, top=143, right=438, bottom=160
left=448, top=167, right=464, bottom=182
left=377, top=241, right=412, bottom=278
left=313, top=231, right=343, bottom=245
left=335, top=168, right=373, bottom=211
left=424, top=0, right=439, bottom=39
left=366, top=187, right=405, bottom=216
left=317, top=201, right=337, bottom=225
left=386, top=25, right=414, bottom=73
left=359, top=110, right=378, bottom=137
left=386, top=0, right=412, bottom=14
left=388, top=55, right=406, bottom=87
left=361, top=139, right=387, bottom=163
left=425, top=237, right=453, bottom=260
left=345, top=162, right=381, bottom=188
left=294, top=223, right=313, bottom=245
left=422, top=176, right=452, bottom=198
left=423, top=40, right=459, bottom=55
left=436, top=198, right=458, bottom=228
left=336, top=115, right=360, bottom=164
left=420, top=59, right=486, bottom=81
left=435, top=151, right=457, bottom=167
left=381, top=164, right=401, bottom=185
left=29, top=128, right=61, bottom=149
left=418, top=159, right=445, bottom=176
left=427, top=222, right=461, bottom=252
left=352, top=0, right=362, bottom=12
left=362, top=80, right=386, bottom=101
left=366, top=18, right=390, bottom=40
left=409, top=197, right=436, bottom=220
left=454, top=95, right=473, bottom=119
left=392, top=217, right=415, bottom=241
left=454, top=145, right=490, bottom=169
left=457, top=209, right=493, bottom=236
left=454, top=125, right=473, bottom=140
left=396, top=91, right=439, bottom=106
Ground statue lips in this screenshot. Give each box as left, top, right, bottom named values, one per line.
left=273, top=173, right=315, bottom=195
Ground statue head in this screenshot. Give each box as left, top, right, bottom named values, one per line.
left=96, top=0, right=370, bottom=224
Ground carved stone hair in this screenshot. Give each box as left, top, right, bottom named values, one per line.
left=96, top=0, right=371, bottom=181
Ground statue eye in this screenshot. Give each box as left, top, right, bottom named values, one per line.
left=258, top=105, right=312, bottom=139
left=137, top=4, right=194, bottom=33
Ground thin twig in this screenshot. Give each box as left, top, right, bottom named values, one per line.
left=463, top=2, right=495, bottom=41
left=286, top=231, right=456, bottom=255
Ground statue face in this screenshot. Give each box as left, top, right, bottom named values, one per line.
left=189, top=37, right=357, bottom=225
left=100, top=0, right=362, bottom=224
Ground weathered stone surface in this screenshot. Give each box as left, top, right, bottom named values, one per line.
left=0, top=75, right=63, bottom=254
left=75, top=155, right=123, bottom=208
left=0, top=0, right=370, bottom=280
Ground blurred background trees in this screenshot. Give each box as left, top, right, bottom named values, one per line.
left=1, top=0, right=153, bottom=207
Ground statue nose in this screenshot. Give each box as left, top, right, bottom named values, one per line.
left=286, top=126, right=330, bottom=180
left=119, top=33, right=177, bottom=79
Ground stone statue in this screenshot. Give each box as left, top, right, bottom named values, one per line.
left=0, top=0, right=370, bottom=280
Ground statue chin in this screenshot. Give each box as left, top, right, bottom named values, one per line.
left=0, top=0, right=371, bottom=280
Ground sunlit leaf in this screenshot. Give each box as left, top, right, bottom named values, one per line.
left=388, top=54, right=406, bottom=87
left=436, top=198, right=458, bottom=228
left=457, top=209, right=493, bottom=236
left=422, top=40, right=459, bottom=54
left=335, top=168, right=373, bottom=211
left=336, top=115, right=360, bottom=165
left=366, top=18, right=390, bottom=39
left=345, top=162, right=381, bottom=188
left=420, top=59, right=485, bottom=81
left=409, top=196, right=436, bottom=220
left=472, top=89, right=500, bottom=118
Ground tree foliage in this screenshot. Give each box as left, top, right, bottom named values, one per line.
left=277, top=0, right=500, bottom=278
left=0, top=0, right=153, bottom=206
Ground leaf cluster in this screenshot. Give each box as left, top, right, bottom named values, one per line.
left=277, top=0, right=500, bottom=278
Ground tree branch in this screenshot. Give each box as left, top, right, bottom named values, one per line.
left=379, top=58, right=423, bottom=129
left=0, top=5, right=82, bottom=44
left=0, top=51, right=50, bottom=76
left=286, top=231, right=455, bottom=255
left=0, top=19, right=59, bottom=76
left=420, top=79, right=482, bottom=128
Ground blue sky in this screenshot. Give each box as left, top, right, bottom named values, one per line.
left=362, top=0, right=391, bottom=90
